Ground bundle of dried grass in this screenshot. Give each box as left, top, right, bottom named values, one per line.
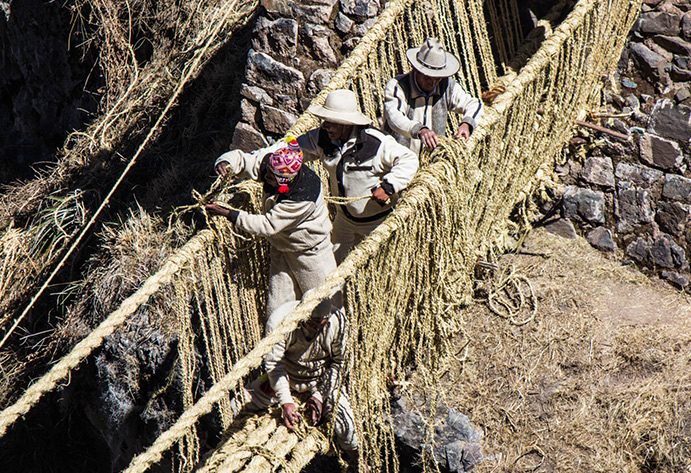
left=0, top=191, right=87, bottom=347
left=57, top=206, right=189, bottom=340
left=0, top=0, right=258, bottom=357
left=0, top=0, right=257, bottom=226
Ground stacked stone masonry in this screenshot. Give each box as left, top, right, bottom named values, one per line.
left=231, top=0, right=382, bottom=150
left=555, top=0, right=691, bottom=289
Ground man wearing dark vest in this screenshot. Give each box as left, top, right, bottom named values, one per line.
left=299, top=89, right=419, bottom=263
left=207, top=138, right=336, bottom=321
left=384, top=37, right=484, bottom=156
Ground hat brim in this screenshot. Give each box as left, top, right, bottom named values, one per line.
left=406, top=47, right=460, bottom=78
left=307, top=103, right=371, bottom=126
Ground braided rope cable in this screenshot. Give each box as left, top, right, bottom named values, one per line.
left=0, top=1, right=642, bottom=471
left=209, top=416, right=279, bottom=473
left=195, top=415, right=274, bottom=473
left=120, top=213, right=411, bottom=472
left=0, top=231, right=212, bottom=436
left=0, top=0, right=259, bottom=352
left=131, top=0, right=643, bottom=469
left=280, top=429, right=331, bottom=473
left=240, top=425, right=297, bottom=473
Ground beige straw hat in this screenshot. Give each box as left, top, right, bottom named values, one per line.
left=307, top=89, right=371, bottom=125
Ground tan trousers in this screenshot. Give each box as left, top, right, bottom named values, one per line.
left=331, top=211, right=387, bottom=263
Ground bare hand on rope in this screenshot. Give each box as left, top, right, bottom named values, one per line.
left=418, top=127, right=439, bottom=149
left=304, top=396, right=322, bottom=425
left=371, top=186, right=391, bottom=205
left=282, top=402, right=300, bottom=430
left=455, top=122, right=471, bottom=142
left=215, top=161, right=229, bottom=177
left=205, top=202, right=239, bottom=223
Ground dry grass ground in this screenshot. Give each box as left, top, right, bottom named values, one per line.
left=437, top=228, right=691, bottom=473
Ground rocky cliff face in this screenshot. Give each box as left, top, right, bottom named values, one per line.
left=0, top=0, right=101, bottom=184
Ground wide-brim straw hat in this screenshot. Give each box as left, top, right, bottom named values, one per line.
left=406, top=37, right=460, bottom=78
left=307, top=89, right=371, bottom=126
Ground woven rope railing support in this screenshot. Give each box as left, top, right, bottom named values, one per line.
left=0, top=231, right=212, bottom=437
left=195, top=415, right=278, bottom=473
left=119, top=219, right=412, bottom=472
left=0, top=0, right=642, bottom=471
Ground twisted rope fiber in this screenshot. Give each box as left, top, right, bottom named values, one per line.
left=198, top=411, right=328, bottom=473
left=241, top=425, right=298, bottom=473
left=121, top=204, right=419, bottom=473
left=0, top=232, right=211, bottom=436
left=0, top=0, right=259, bottom=351
left=0, top=0, right=641, bottom=471
left=195, top=415, right=277, bottom=473
left=170, top=189, right=269, bottom=466
left=280, top=429, right=331, bottom=473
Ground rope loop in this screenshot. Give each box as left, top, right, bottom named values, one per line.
left=487, top=264, right=538, bottom=326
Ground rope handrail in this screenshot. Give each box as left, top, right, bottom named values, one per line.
left=122, top=158, right=443, bottom=473
left=0, top=232, right=211, bottom=436
left=120, top=1, right=642, bottom=471
left=0, top=1, right=642, bottom=472
left=0, top=0, right=417, bottom=437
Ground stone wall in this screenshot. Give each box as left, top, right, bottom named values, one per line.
left=230, top=0, right=382, bottom=150
left=548, top=0, right=691, bottom=289
left=231, top=0, right=557, bottom=151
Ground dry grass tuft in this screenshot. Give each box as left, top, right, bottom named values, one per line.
left=431, top=228, right=691, bottom=473
left=0, top=190, right=87, bottom=330
left=56, top=205, right=190, bottom=345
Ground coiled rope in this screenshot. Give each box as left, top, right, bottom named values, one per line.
left=0, top=2, right=642, bottom=473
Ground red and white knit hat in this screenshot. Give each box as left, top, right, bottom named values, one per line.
left=269, top=136, right=303, bottom=185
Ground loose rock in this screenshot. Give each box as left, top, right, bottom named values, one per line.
left=648, top=99, right=691, bottom=141
left=662, top=174, right=691, bottom=204
left=544, top=218, right=578, bottom=239
left=615, top=183, right=655, bottom=232
left=587, top=227, right=617, bottom=252
left=649, top=233, right=687, bottom=269
left=580, top=156, right=615, bottom=188
left=639, top=133, right=684, bottom=170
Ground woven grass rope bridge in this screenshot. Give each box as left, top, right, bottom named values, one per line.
left=0, top=0, right=641, bottom=472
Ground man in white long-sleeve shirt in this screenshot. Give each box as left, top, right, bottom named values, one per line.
left=232, top=297, right=360, bottom=467
left=299, top=89, right=419, bottom=262
left=206, top=138, right=336, bottom=320
left=383, top=37, right=484, bottom=156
